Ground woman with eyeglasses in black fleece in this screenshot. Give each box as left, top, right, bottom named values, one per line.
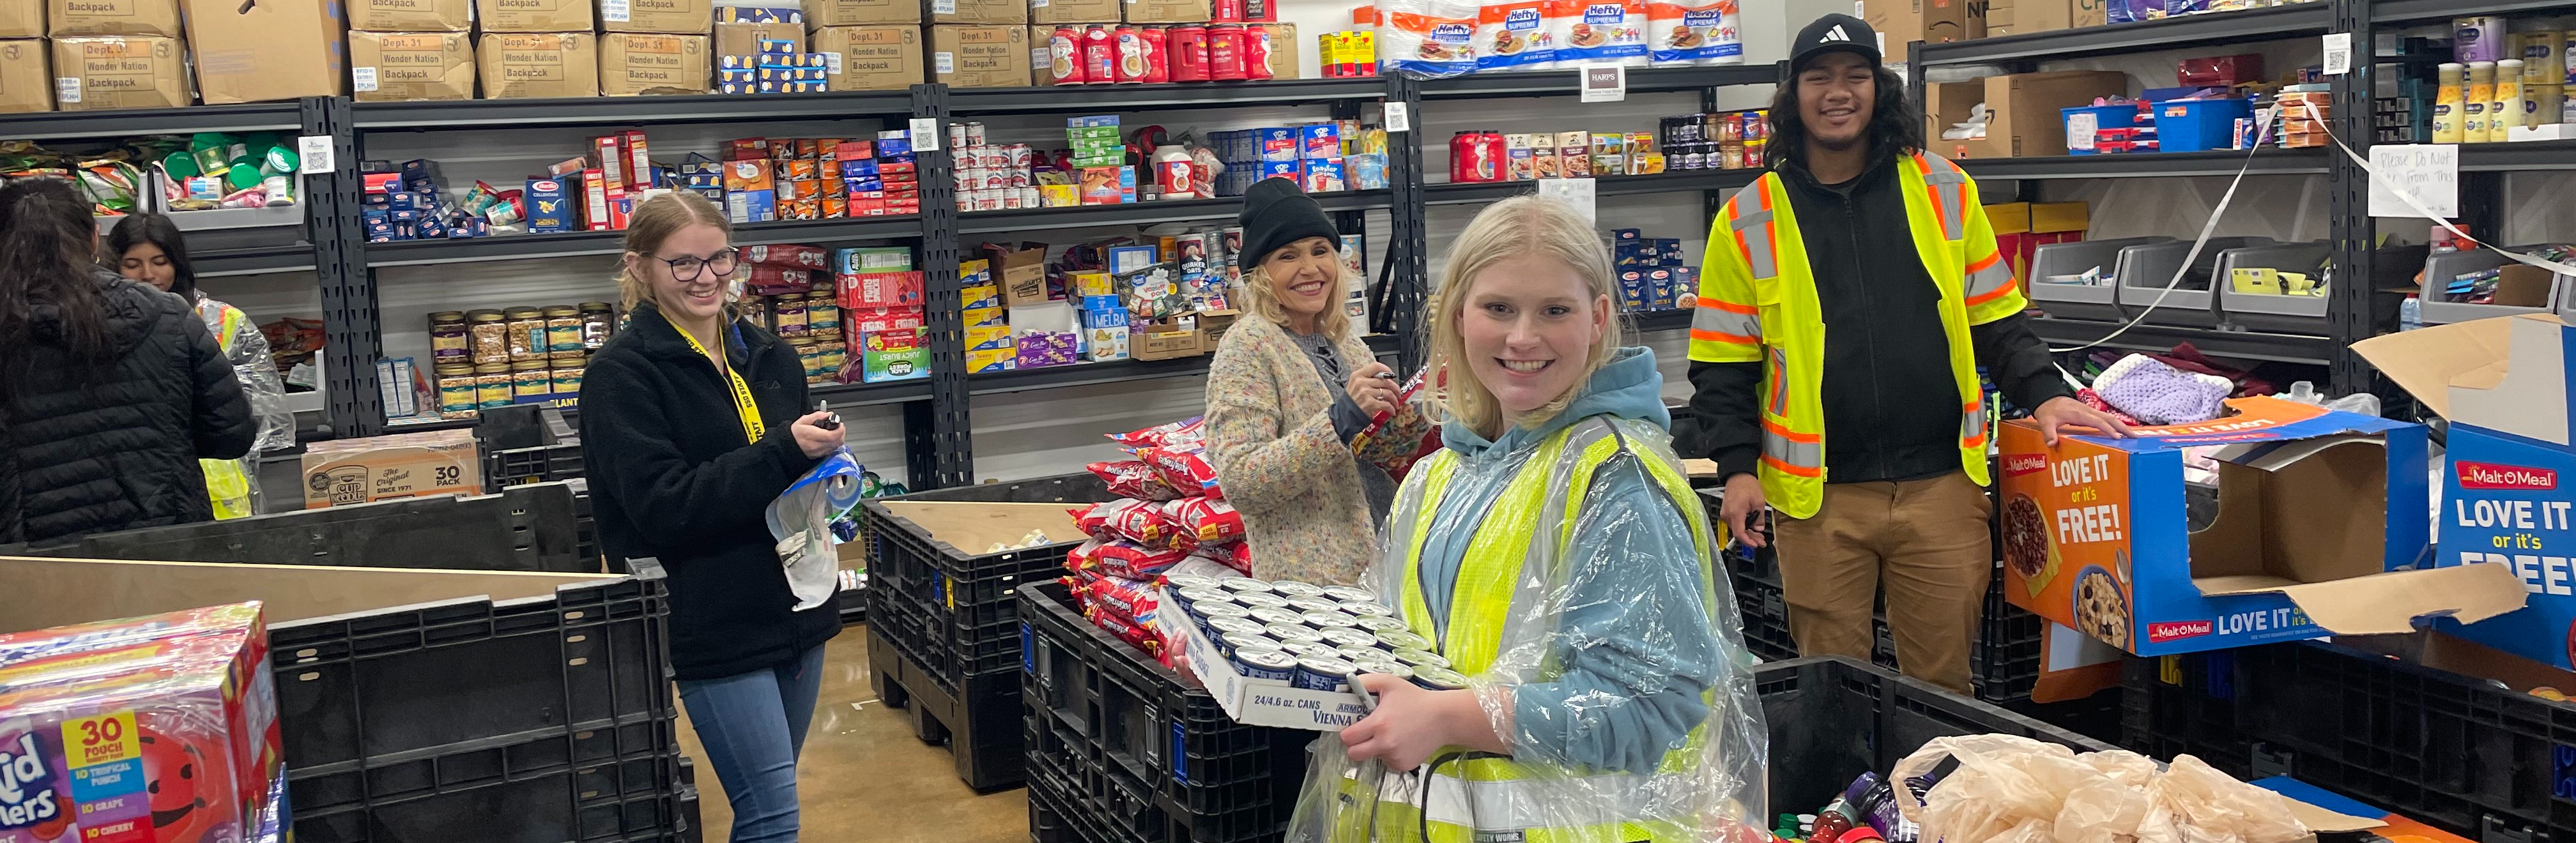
left=578, top=190, right=845, bottom=843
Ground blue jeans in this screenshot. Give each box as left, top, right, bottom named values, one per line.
left=677, top=644, right=827, bottom=843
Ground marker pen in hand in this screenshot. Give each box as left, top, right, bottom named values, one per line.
left=814, top=400, right=841, bottom=431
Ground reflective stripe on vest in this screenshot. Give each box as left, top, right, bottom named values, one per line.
left=1365, top=764, right=1708, bottom=837
left=1918, top=153, right=1967, bottom=242
left=1691, top=297, right=1760, bottom=346
left=1729, top=186, right=1779, bottom=279
left=1961, top=399, right=1988, bottom=450
left=1761, top=420, right=1822, bottom=479
left=1963, top=249, right=2015, bottom=307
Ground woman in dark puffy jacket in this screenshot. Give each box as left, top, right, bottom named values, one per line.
left=0, top=177, right=255, bottom=545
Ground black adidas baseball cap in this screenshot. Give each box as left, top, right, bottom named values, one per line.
left=1791, top=13, right=1881, bottom=73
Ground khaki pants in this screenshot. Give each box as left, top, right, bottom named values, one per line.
left=1773, top=471, right=1993, bottom=695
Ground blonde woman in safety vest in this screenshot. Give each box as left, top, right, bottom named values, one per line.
left=1289, top=195, right=1768, bottom=843
left=1686, top=13, right=2129, bottom=694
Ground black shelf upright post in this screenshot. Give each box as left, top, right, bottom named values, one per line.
left=2327, top=0, right=2373, bottom=397
left=305, top=95, right=385, bottom=438
left=912, top=83, right=974, bottom=490
left=1385, top=75, right=1430, bottom=374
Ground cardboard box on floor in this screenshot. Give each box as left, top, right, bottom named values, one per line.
left=929, top=0, right=1022, bottom=26
left=52, top=35, right=188, bottom=109
left=185, top=0, right=349, bottom=104
left=0, top=39, right=47, bottom=112
left=50, top=0, right=176, bottom=36
left=475, top=0, right=590, bottom=32
left=1927, top=70, right=2126, bottom=158
left=479, top=31, right=598, bottom=98
left=0, top=0, right=40, bottom=36
left=599, top=32, right=709, bottom=95
left=815, top=25, right=923, bottom=91
left=351, top=31, right=475, bottom=101
left=349, top=0, right=467, bottom=31
left=300, top=429, right=484, bottom=509
left=1997, top=395, right=2525, bottom=657
left=1030, top=0, right=1115, bottom=25
left=809, top=0, right=914, bottom=26
left=2356, top=314, right=2576, bottom=669
left=931, top=23, right=1027, bottom=88
left=0, top=556, right=616, bottom=634
left=601, top=0, right=710, bottom=33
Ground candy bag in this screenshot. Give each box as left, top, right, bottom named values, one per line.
left=1163, top=497, right=1245, bottom=545
left=1093, top=538, right=1192, bottom=580
left=1087, top=459, right=1186, bottom=501
left=1073, top=497, right=1173, bottom=546
left=1109, top=416, right=1206, bottom=448
left=1136, top=445, right=1223, bottom=499
left=1083, top=573, right=1160, bottom=621
left=1193, top=539, right=1252, bottom=573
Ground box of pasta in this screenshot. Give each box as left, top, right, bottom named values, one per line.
left=1995, top=395, right=2520, bottom=657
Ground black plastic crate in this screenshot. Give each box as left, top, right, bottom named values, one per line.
left=1023, top=581, right=1309, bottom=843
left=486, top=441, right=586, bottom=492
left=289, top=719, right=683, bottom=843
left=2117, top=651, right=2251, bottom=778
left=1758, top=656, right=2115, bottom=815
left=863, top=473, right=1114, bottom=684
left=269, top=571, right=676, bottom=782
left=870, top=625, right=1026, bottom=791
left=10, top=482, right=592, bottom=573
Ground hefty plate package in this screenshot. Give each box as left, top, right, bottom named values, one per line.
left=1475, top=0, right=1558, bottom=70
left=0, top=602, right=283, bottom=843
left=1997, top=395, right=2524, bottom=658
left=1549, top=0, right=1644, bottom=65
left=2358, top=314, right=2576, bottom=669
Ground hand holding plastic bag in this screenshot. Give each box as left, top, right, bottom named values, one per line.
left=767, top=450, right=865, bottom=611
left=1892, top=734, right=2308, bottom=843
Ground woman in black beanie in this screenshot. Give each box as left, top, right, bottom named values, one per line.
left=1200, top=178, right=1434, bottom=585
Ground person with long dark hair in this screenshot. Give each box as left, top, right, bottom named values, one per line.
left=0, top=178, right=256, bottom=545
left=106, top=212, right=296, bottom=518
left=1682, top=14, right=2129, bottom=694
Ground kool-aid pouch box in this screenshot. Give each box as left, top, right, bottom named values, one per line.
left=0, top=604, right=280, bottom=843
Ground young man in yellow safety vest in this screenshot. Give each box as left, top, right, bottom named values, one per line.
left=1687, top=13, right=2129, bottom=694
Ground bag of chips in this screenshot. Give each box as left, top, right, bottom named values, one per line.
left=1110, top=416, right=1206, bottom=449
left=1136, top=445, right=1224, bottom=499
left=1087, top=460, right=1186, bottom=501
left=1090, top=538, right=1192, bottom=580
left=1192, top=540, right=1252, bottom=574
left=1073, top=498, right=1172, bottom=546
left=1082, top=573, right=1160, bottom=623
left=1087, top=605, right=1164, bottom=657
left=1163, top=497, right=1245, bottom=545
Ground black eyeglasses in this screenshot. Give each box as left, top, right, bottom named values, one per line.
left=660, top=248, right=740, bottom=282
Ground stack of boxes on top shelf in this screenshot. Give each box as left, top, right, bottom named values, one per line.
left=342, top=0, right=928, bottom=102
left=836, top=246, right=929, bottom=383
left=718, top=4, right=830, bottom=93
left=0, top=0, right=346, bottom=112
left=1609, top=229, right=1696, bottom=314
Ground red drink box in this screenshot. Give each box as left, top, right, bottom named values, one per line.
left=0, top=602, right=280, bottom=843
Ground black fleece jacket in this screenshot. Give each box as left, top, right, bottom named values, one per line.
left=4, top=271, right=254, bottom=545
left=580, top=301, right=839, bottom=681
left=1687, top=153, right=2071, bottom=483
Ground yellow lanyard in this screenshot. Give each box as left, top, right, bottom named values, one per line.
left=664, top=310, right=766, bottom=444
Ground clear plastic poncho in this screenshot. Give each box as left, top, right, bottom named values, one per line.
left=1286, top=414, right=1770, bottom=843
left=197, top=295, right=295, bottom=519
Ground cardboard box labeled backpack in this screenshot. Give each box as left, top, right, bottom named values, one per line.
left=815, top=25, right=921, bottom=90
left=479, top=31, right=597, bottom=97
left=0, top=0, right=41, bottom=36
left=52, top=35, right=187, bottom=109
left=931, top=24, right=1026, bottom=87
left=600, top=0, right=710, bottom=33
left=929, top=0, right=1021, bottom=25
left=0, top=38, right=46, bottom=112
left=350, top=30, right=474, bottom=100
left=349, top=0, right=468, bottom=30
left=599, top=31, right=707, bottom=94
left=2357, top=314, right=2576, bottom=669
left=1996, top=395, right=2526, bottom=657
left=808, top=0, right=913, bottom=26
left=475, top=0, right=590, bottom=32
left=185, top=0, right=349, bottom=103
left=50, top=0, right=177, bottom=36
left=1029, top=0, right=1115, bottom=25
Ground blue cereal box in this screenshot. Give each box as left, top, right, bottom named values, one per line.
left=2356, top=315, right=2576, bottom=668
left=1996, top=395, right=2523, bottom=658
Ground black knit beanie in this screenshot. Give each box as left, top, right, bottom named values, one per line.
left=1236, top=177, right=1340, bottom=274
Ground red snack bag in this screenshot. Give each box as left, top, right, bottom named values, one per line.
left=1086, top=604, right=1163, bottom=656
left=1162, top=497, right=1245, bottom=544
left=1073, top=498, right=1171, bottom=546
left=1110, top=416, right=1206, bottom=448
left=1135, top=445, right=1223, bottom=499
left=1094, top=539, right=1191, bottom=580
left=1087, top=460, right=1186, bottom=501
left=1083, top=573, right=1160, bottom=621
left=1192, top=540, right=1252, bottom=573
left=1066, top=538, right=1105, bottom=572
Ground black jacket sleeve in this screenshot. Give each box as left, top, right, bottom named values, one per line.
left=1970, top=311, right=2076, bottom=413
left=583, top=352, right=813, bottom=557
left=1685, top=360, right=1764, bottom=480
left=184, top=311, right=256, bottom=461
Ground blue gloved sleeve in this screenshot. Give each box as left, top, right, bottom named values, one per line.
left=1506, top=455, right=1721, bottom=775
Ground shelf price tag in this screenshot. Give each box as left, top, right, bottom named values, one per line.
left=1579, top=64, right=1625, bottom=103
left=910, top=118, right=940, bottom=151
left=2367, top=144, right=2458, bottom=219
left=2322, top=33, right=2352, bottom=75
left=298, top=135, right=335, bottom=174
left=1383, top=101, right=1411, bottom=133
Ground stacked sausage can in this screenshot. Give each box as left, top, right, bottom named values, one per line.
left=1165, top=576, right=1470, bottom=692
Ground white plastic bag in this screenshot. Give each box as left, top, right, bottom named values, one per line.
left=1892, top=734, right=2310, bottom=843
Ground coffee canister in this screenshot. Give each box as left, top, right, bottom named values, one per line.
left=1170, top=26, right=1210, bottom=81
left=1209, top=24, right=1247, bottom=80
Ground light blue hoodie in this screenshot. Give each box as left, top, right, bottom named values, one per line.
left=1413, top=346, right=1722, bottom=775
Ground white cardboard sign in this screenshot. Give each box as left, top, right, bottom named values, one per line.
left=2367, top=144, right=2458, bottom=220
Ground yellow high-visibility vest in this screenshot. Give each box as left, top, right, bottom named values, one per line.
left=1687, top=151, right=2027, bottom=520
left=1333, top=416, right=1734, bottom=843
left=200, top=301, right=256, bottom=520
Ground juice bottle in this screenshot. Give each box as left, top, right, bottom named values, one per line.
left=2464, top=61, right=2496, bottom=142
left=2432, top=63, right=2464, bottom=143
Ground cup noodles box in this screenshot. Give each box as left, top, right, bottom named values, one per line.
left=0, top=603, right=281, bottom=843
left=2358, top=314, right=2576, bottom=669
left=1997, top=395, right=2526, bottom=657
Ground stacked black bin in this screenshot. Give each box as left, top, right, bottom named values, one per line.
left=863, top=472, right=1114, bottom=791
